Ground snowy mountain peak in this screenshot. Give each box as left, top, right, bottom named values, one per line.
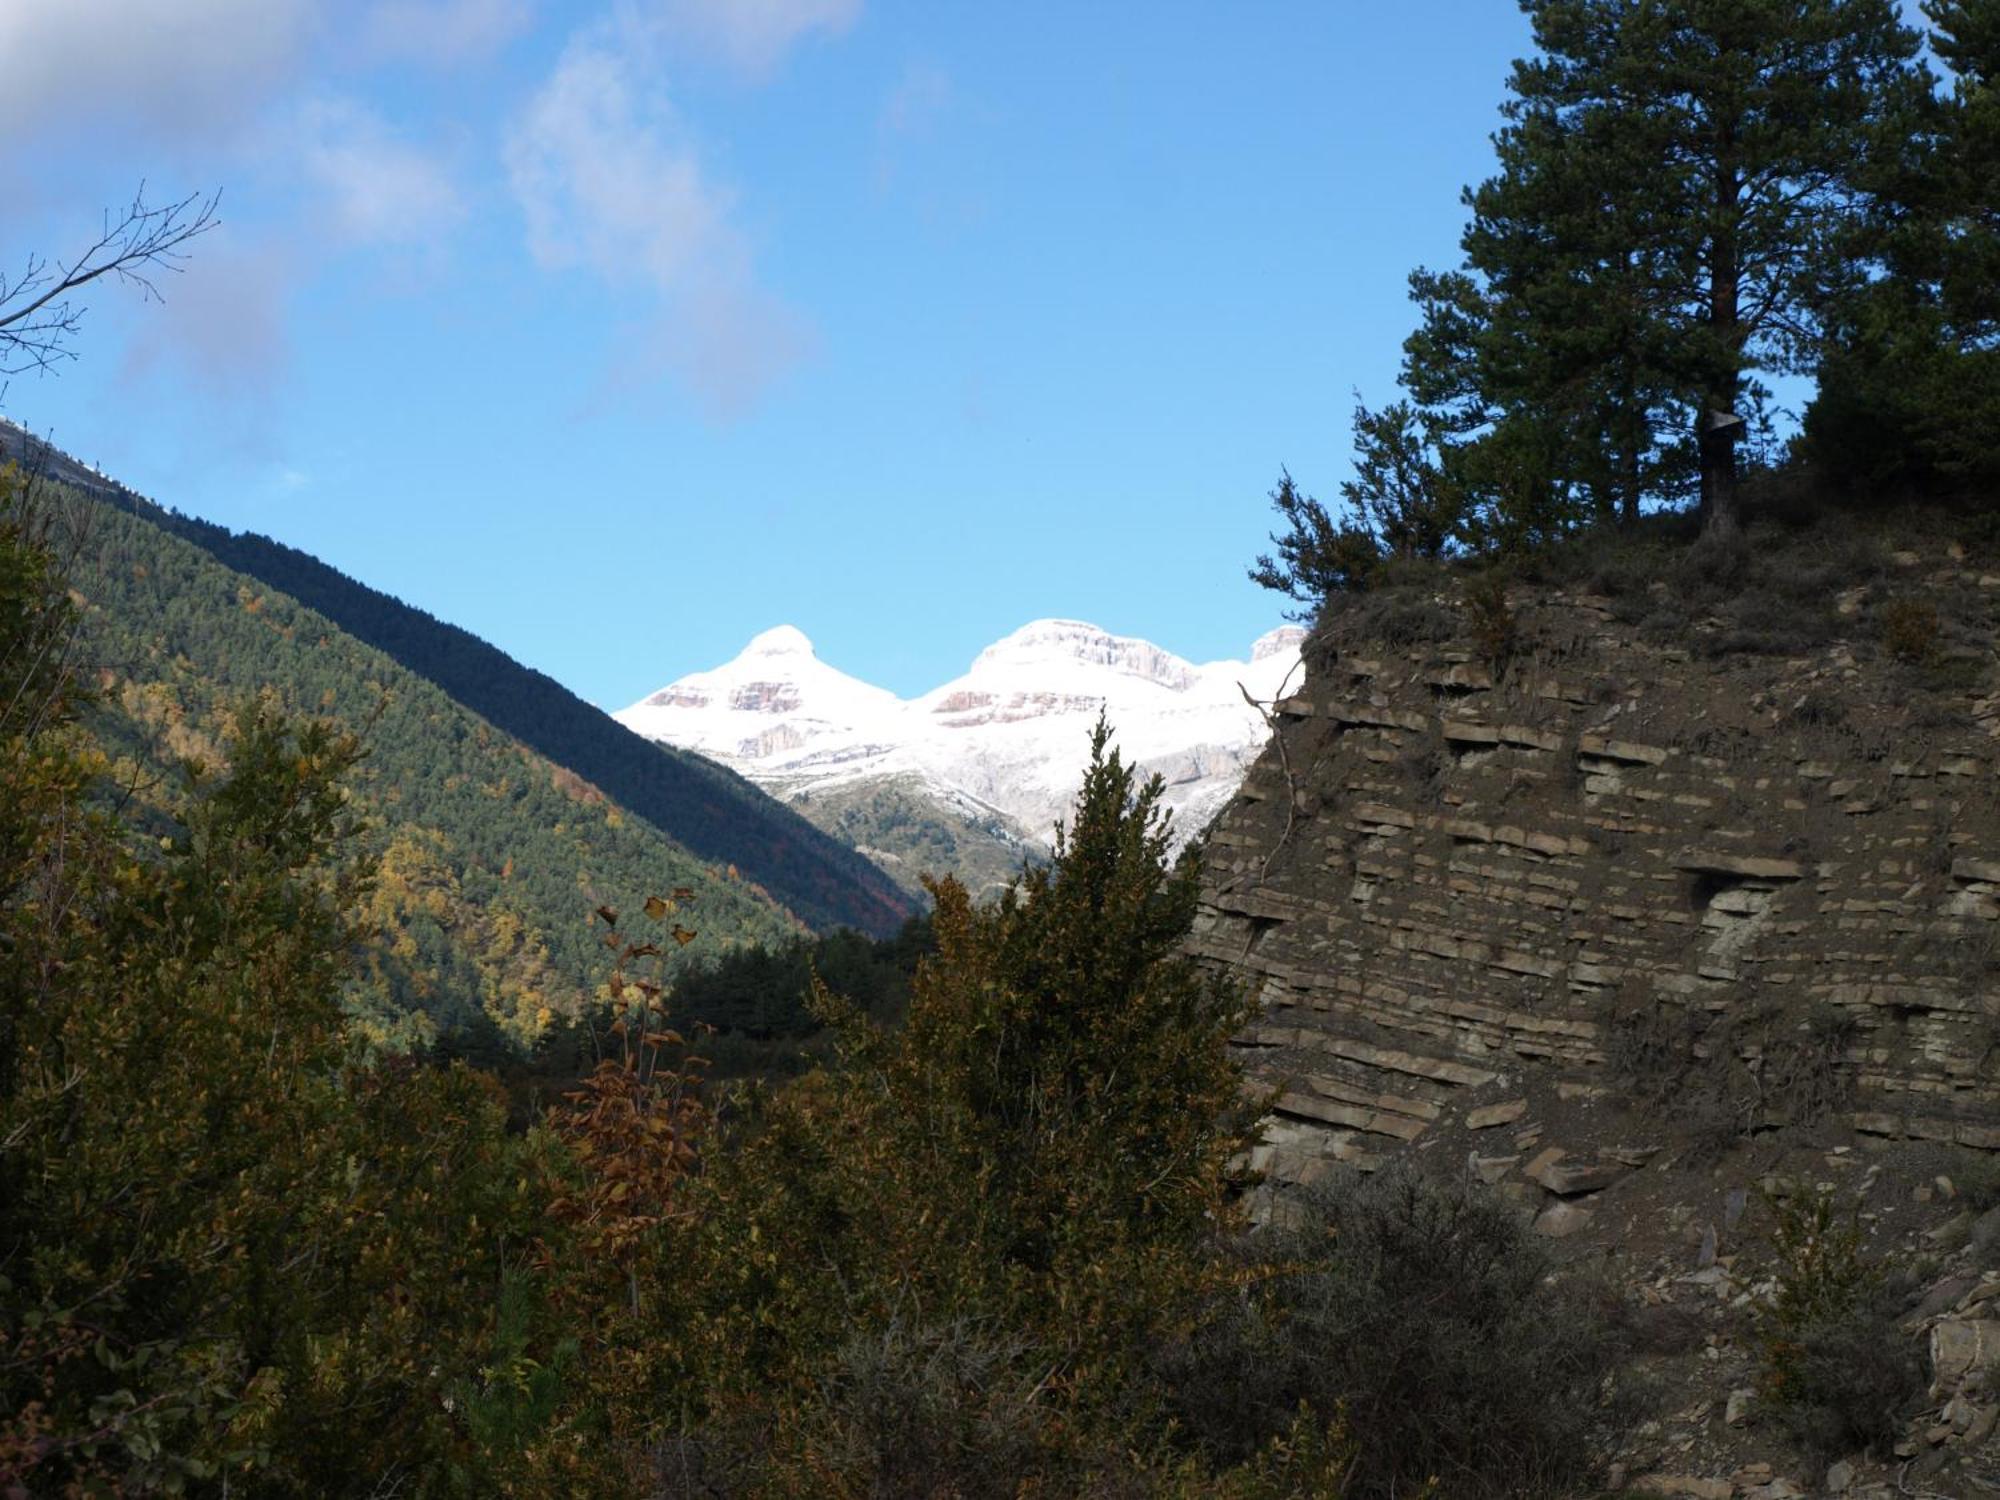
left=1251, top=625, right=1309, bottom=662
left=615, top=619, right=1300, bottom=889
left=624, top=621, right=896, bottom=742
left=745, top=624, right=815, bottom=658
left=971, top=619, right=1199, bottom=691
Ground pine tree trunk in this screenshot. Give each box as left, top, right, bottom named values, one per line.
left=1702, top=129, right=1743, bottom=542
left=1616, top=395, right=1642, bottom=527
left=1699, top=419, right=1738, bottom=540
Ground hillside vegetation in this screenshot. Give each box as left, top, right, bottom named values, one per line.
left=69, top=480, right=816, bottom=1051
left=121, top=493, right=916, bottom=938
left=787, top=771, right=1035, bottom=902
left=0, top=417, right=915, bottom=941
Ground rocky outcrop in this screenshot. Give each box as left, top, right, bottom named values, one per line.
left=1194, top=581, right=2000, bottom=1199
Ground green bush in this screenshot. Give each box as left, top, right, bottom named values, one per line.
left=1463, top=573, right=1517, bottom=666
left=1606, top=1001, right=1856, bottom=1163
left=1759, top=1184, right=1923, bottom=1459
left=1352, top=591, right=1460, bottom=646
left=1159, top=1169, right=1618, bottom=1500
left=1955, top=1149, right=2000, bottom=1214
left=749, top=1318, right=1124, bottom=1500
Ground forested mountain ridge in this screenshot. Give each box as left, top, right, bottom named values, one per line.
left=0, top=418, right=915, bottom=940
left=62, top=476, right=834, bottom=1051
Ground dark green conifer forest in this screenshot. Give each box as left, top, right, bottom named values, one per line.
left=82, top=480, right=917, bottom=941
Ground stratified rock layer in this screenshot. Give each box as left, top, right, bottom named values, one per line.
left=1192, top=583, right=2000, bottom=1194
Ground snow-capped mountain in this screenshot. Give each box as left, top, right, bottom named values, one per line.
left=617, top=620, right=1305, bottom=896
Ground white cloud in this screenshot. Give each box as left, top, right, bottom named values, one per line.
left=874, top=59, right=951, bottom=190
left=118, top=231, right=293, bottom=407
left=299, top=101, right=465, bottom=249
left=505, top=28, right=811, bottom=416
left=0, top=0, right=315, bottom=145
left=507, top=41, right=733, bottom=285
left=641, top=0, right=860, bottom=73
left=361, top=0, right=535, bottom=65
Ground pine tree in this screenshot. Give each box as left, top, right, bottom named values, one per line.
left=1249, top=468, right=1384, bottom=610
left=1919, top=1, right=2000, bottom=479
left=683, top=722, right=1258, bottom=1487
left=1923, top=0, right=2000, bottom=337
left=1807, top=1, right=2000, bottom=488
left=1414, top=0, right=1928, bottom=539
left=1338, top=398, right=1467, bottom=559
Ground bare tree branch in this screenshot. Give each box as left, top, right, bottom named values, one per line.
left=0, top=184, right=220, bottom=379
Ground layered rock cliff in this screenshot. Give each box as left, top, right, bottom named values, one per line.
left=1193, top=562, right=2000, bottom=1491
left=1198, top=576, right=2000, bottom=1183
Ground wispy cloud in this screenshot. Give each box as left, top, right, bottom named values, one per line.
left=0, top=4, right=482, bottom=422
left=875, top=59, right=951, bottom=189
left=642, top=286, right=815, bottom=422
left=299, top=100, right=466, bottom=250
left=505, top=24, right=812, bottom=417
left=872, top=58, right=986, bottom=229
left=881, top=60, right=951, bottom=138
left=507, top=39, right=733, bottom=286
left=361, top=0, right=536, bottom=66
left=118, top=230, right=293, bottom=413
left=642, top=0, right=860, bottom=74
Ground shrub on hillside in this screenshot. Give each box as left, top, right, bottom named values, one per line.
left=1955, top=1148, right=2000, bottom=1215
left=1464, top=572, right=1517, bottom=666
left=1759, top=1185, right=1923, bottom=1459
left=1159, top=1168, right=1618, bottom=1500
left=1880, top=595, right=1941, bottom=663
left=1607, top=1000, right=1857, bottom=1162
left=715, top=1317, right=1164, bottom=1500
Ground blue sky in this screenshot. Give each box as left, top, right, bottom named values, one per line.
left=2, top=0, right=1537, bottom=705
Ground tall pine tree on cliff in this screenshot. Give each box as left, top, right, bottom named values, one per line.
left=1411, top=0, right=1928, bottom=539
left=1809, top=0, right=2000, bottom=488
left=1917, top=0, right=2000, bottom=358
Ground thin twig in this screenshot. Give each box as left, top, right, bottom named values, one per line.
left=1237, top=651, right=1308, bottom=887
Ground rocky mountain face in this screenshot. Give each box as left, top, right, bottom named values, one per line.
left=1193, top=562, right=2000, bottom=1496
left=618, top=620, right=1305, bottom=898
